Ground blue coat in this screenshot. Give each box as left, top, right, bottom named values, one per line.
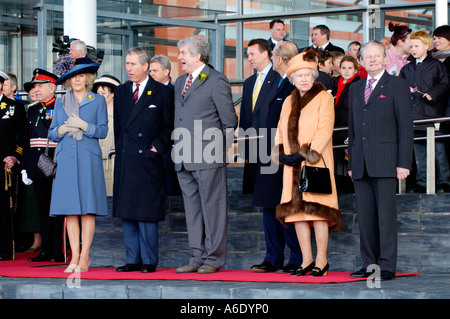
left=48, top=92, right=109, bottom=216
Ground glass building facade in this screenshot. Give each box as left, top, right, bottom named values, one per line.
left=0, top=0, right=447, bottom=98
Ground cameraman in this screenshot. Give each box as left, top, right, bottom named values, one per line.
left=69, top=39, right=87, bottom=60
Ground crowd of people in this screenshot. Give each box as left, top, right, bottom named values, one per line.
left=0, top=20, right=448, bottom=281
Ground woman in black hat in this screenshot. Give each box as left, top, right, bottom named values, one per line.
left=93, top=75, right=120, bottom=197
left=48, top=61, right=108, bottom=272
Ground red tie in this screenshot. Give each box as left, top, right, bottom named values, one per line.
left=133, top=83, right=140, bottom=104
left=182, top=74, right=193, bottom=99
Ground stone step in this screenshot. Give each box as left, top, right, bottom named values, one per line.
left=90, top=167, right=450, bottom=275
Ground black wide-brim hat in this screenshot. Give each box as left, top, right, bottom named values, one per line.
left=23, top=81, right=34, bottom=93
left=55, top=62, right=100, bottom=86
left=93, top=75, right=121, bottom=93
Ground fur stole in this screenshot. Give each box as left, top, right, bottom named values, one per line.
left=275, top=82, right=343, bottom=231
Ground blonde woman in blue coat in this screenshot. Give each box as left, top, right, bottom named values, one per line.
left=48, top=61, right=108, bottom=273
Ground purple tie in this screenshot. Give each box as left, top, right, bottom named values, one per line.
left=364, top=78, right=376, bottom=104
left=133, top=83, right=139, bottom=104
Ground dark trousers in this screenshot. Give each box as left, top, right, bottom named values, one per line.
left=353, top=175, right=398, bottom=273
left=263, top=207, right=302, bottom=267
left=122, top=219, right=159, bottom=265
left=414, top=130, right=450, bottom=186
left=34, top=178, right=64, bottom=258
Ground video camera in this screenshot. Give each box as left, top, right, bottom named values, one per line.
left=52, top=35, right=105, bottom=64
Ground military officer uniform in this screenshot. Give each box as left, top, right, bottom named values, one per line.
left=0, top=71, right=26, bottom=260
left=23, top=69, right=65, bottom=262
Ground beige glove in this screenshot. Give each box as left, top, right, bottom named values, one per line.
left=57, top=124, right=80, bottom=136
left=65, top=113, right=88, bottom=131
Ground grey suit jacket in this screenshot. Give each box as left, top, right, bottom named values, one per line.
left=173, top=64, right=238, bottom=171
left=348, top=71, right=414, bottom=180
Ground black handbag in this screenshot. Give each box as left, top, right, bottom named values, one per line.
left=37, top=138, right=57, bottom=178
left=299, top=148, right=332, bottom=194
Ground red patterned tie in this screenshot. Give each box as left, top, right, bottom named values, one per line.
left=364, top=78, right=376, bottom=104
left=182, top=74, right=193, bottom=99
left=133, top=83, right=140, bottom=104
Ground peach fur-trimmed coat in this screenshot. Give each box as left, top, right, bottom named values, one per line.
left=273, top=83, right=343, bottom=230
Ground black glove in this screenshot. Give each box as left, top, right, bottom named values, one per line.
left=279, top=153, right=305, bottom=166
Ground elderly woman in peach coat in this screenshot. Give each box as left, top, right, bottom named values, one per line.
left=274, top=49, right=343, bottom=277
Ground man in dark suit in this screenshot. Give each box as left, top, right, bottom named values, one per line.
left=113, top=47, right=174, bottom=273
left=0, top=71, right=26, bottom=261
left=149, top=54, right=180, bottom=196
left=309, top=25, right=345, bottom=54
left=347, top=41, right=414, bottom=280
left=251, top=41, right=302, bottom=273
left=239, top=38, right=281, bottom=194
left=173, top=37, right=237, bottom=274
left=268, top=19, right=286, bottom=51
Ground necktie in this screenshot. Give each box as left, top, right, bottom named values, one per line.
left=133, top=83, right=140, bottom=104
left=252, top=72, right=262, bottom=111
left=364, top=78, right=376, bottom=104
left=182, top=74, right=193, bottom=99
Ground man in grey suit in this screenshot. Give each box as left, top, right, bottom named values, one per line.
left=173, top=37, right=238, bottom=274
left=347, top=41, right=413, bottom=280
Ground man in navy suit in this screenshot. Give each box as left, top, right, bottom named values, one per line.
left=347, top=41, right=413, bottom=280
left=308, top=25, right=345, bottom=54
left=268, top=19, right=286, bottom=51
left=251, top=41, right=302, bottom=273
left=239, top=38, right=281, bottom=194
left=113, top=47, right=174, bottom=273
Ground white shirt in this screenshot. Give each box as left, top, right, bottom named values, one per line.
left=185, top=64, right=206, bottom=87
left=133, top=75, right=149, bottom=100
left=253, top=63, right=272, bottom=91
left=366, top=69, right=385, bottom=91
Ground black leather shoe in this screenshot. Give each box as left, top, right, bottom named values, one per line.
left=116, top=263, right=142, bottom=272
left=380, top=270, right=396, bottom=280
left=28, top=252, right=51, bottom=262
left=141, top=264, right=157, bottom=273
left=250, top=261, right=278, bottom=273
left=413, top=184, right=426, bottom=193
left=349, top=268, right=374, bottom=278
left=277, top=264, right=300, bottom=273
left=50, top=255, right=65, bottom=262
left=437, top=184, right=450, bottom=193
left=291, top=262, right=315, bottom=277
left=0, top=254, right=11, bottom=261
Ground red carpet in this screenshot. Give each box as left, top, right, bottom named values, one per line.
left=0, top=253, right=418, bottom=283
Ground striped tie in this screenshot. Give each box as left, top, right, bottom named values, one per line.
left=182, top=74, right=193, bottom=99
left=133, top=83, right=140, bottom=104
left=364, top=78, right=376, bottom=104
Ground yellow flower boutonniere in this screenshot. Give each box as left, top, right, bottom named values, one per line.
left=147, top=90, right=152, bottom=96
left=88, top=95, right=92, bottom=99
left=199, top=73, right=208, bottom=81
left=0, top=102, right=7, bottom=110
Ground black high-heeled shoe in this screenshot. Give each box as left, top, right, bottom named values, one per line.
left=290, top=262, right=315, bottom=277
left=309, top=263, right=329, bottom=277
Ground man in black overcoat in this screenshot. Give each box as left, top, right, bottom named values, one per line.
left=113, top=47, right=174, bottom=273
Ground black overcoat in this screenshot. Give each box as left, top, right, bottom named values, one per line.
left=113, top=77, right=174, bottom=222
